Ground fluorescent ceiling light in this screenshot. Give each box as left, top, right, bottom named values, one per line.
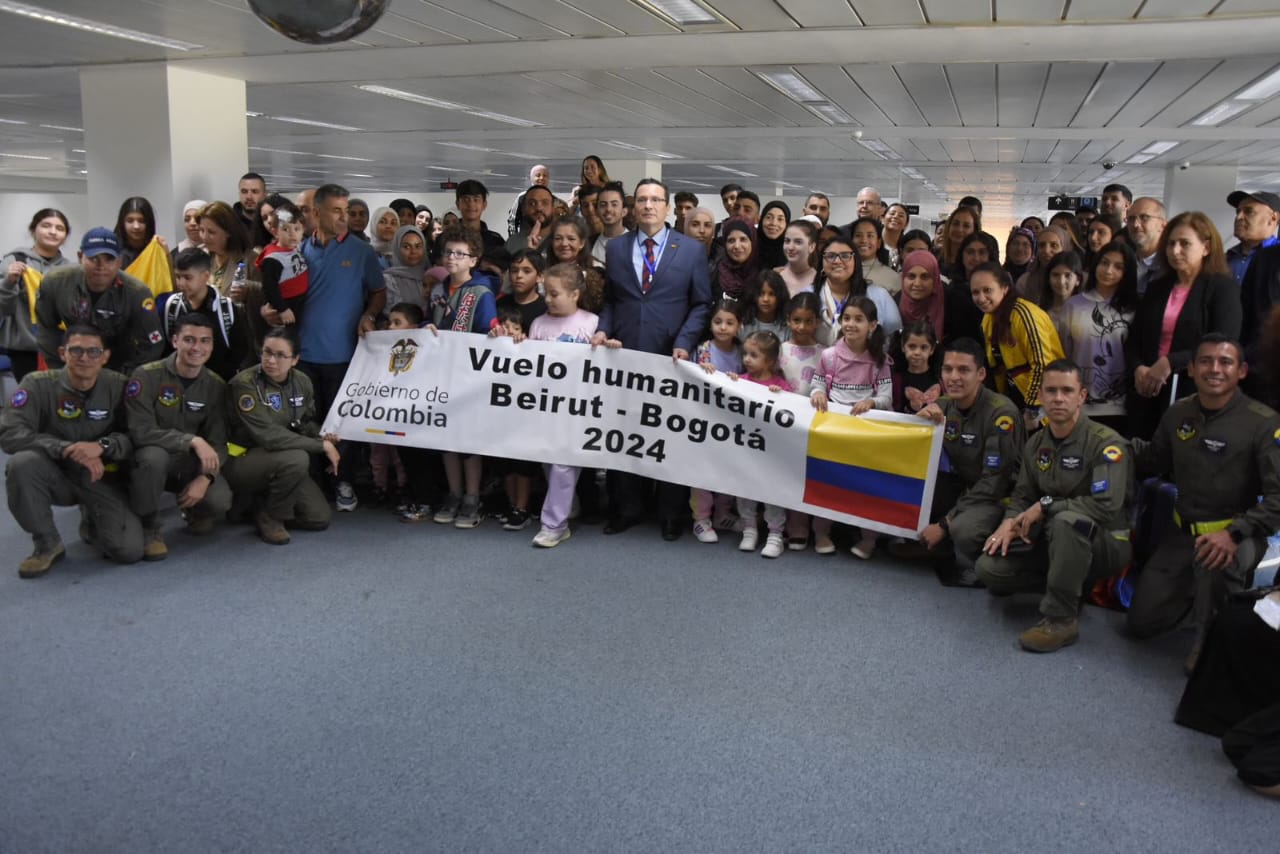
left=1191, top=100, right=1251, bottom=126
left=600, top=140, right=647, bottom=151
left=248, top=146, right=373, bottom=162
left=1142, top=141, right=1179, bottom=155
left=356, top=85, right=541, bottom=127
left=756, top=70, right=826, bottom=104
left=858, top=139, right=901, bottom=160
left=0, top=151, right=51, bottom=160
left=467, top=110, right=542, bottom=128
left=264, top=115, right=362, bottom=132
left=1236, top=67, right=1280, bottom=101
left=0, top=1, right=203, bottom=50
left=245, top=111, right=264, bottom=118
left=706, top=165, right=758, bottom=177
left=635, top=0, right=721, bottom=25
left=40, top=123, right=82, bottom=131
left=1125, top=154, right=1155, bottom=164
left=437, top=142, right=497, bottom=153
left=807, top=103, right=854, bottom=125
left=0, top=118, right=27, bottom=125
left=71, top=148, right=85, bottom=153
left=345, top=173, right=373, bottom=179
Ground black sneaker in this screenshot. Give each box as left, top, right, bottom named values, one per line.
left=503, top=509, right=532, bottom=531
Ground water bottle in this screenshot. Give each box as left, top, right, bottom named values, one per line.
left=229, top=261, right=247, bottom=303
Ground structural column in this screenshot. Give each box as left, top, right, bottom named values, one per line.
left=602, top=159, right=665, bottom=194
left=80, top=65, right=248, bottom=240
left=1162, top=164, right=1239, bottom=243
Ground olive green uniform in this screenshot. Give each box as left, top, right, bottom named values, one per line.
left=0, top=368, right=143, bottom=562
left=1128, top=391, right=1280, bottom=640
left=125, top=355, right=232, bottom=526
left=976, top=416, right=1133, bottom=618
left=935, top=386, right=1024, bottom=571
left=223, top=365, right=331, bottom=526
left=35, top=267, right=164, bottom=373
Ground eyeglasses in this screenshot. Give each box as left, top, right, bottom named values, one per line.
left=261, top=348, right=294, bottom=361
left=635, top=196, right=667, bottom=207
left=822, top=251, right=855, bottom=263
left=65, top=346, right=104, bottom=359
left=444, top=249, right=475, bottom=259
left=1125, top=213, right=1164, bottom=225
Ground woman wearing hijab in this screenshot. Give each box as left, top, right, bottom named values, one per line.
left=1015, top=223, right=1071, bottom=302
left=897, top=249, right=945, bottom=344
left=715, top=217, right=759, bottom=302
left=382, top=225, right=429, bottom=311
left=1003, top=226, right=1036, bottom=283
left=369, top=206, right=399, bottom=268
left=757, top=200, right=790, bottom=269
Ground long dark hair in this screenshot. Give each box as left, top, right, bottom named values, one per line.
left=1039, top=250, right=1084, bottom=310
left=817, top=235, right=867, bottom=296
left=842, top=296, right=887, bottom=367
left=113, top=196, right=156, bottom=249
left=849, top=216, right=890, bottom=265
left=970, top=261, right=1017, bottom=346
left=957, top=231, right=1001, bottom=281
left=742, top=269, right=785, bottom=323
left=29, top=207, right=70, bottom=236
left=1086, top=240, right=1140, bottom=314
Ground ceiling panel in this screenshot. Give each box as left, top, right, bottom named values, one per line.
left=940, top=139, right=975, bottom=162
left=969, top=138, right=999, bottom=161
left=379, top=1, right=523, bottom=40
left=563, top=0, right=680, bottom=34
left=609, top=69, right=770, bottom=126
left=922, top=0, right=992, bottom=22
left=1228, top=96, right=1280, bottom=128
left=1069, top=138, right=1121, bottom=165
left=909, top=138, right=951, bottom=161
left=1068, top=62, right=1162, bottom=128
left=946, top=65, right=997, bottom=126
left=895, top=64, right=962, bottom=126
left=1137, top=0, right=1220, bottom=16
left=650, top=67, right=801, bottom=123
left=998, top=139, right=1029, bottom=162
left=1047, top=140, right=1088, bottom=163
left=996, top=63, right=1050, bottom=126
left=1023, top=140, right=1060, bottom=162
left=1149, top=58, right=1279, bottom=127
left=1035, top=62, right=1105, bottom=127
left=710, top=0, right=801, bottom=29
left=850, top=0, right=927, bottom=25
left=796, top=66, right=891, bottom=124
left=843, top=65, right=927, bottom=125
left=477, top=0, right=622, bottom=36
left=997, top=1, right=1067, bottom=20
left=1066, top=0, right=1143, bottom=18
left=1106, top=60, right=1218, bottom=126
left=696, top=67, right=819, bottom=125
left=1215, top=0, right=1280, bottom=11
left=521, top=72, right=670, bottom=126
left=774, top=0, right=862, bottom=27
left=575, top=70, right=739, bottom=127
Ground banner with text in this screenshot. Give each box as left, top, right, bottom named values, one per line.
left=322, top=332, right=943, bottom=537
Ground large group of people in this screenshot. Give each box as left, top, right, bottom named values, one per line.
left=4, top=160, right=1280, bottom=795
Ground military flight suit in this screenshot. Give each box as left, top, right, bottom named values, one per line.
left=934, top=386, right=1025, bottom=571
left=125, top=354, right=232, bottom=527
left=223, top=364, right=331, bottom=526
left=976, top=416, right=1133, bottom=618
left=0, top=368, right=143, bottom=562
left=1128, top=391, right=1280, bottom=641
left=35, top=267, right=164, bottom=373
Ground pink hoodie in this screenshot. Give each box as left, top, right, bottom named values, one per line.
left=814, top=339, right=893, bottom=409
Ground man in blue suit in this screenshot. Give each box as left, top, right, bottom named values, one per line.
left=591, top=178, right=712, bottom=540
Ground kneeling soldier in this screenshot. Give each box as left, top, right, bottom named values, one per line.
left=0, top=325, right=143, bottom=576
left=976, top=359, right=1133, bottom=652
left=1128, top=334, right=1280, bottom=673
left=224, top=327, right=339, bottom=544
left=126, top=314, right=231, bottom=559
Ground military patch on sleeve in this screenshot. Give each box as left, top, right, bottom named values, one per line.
left=1091, top=479, right=1109, bottom=494
left=984, top=454, right=1001, bottom=469
left=125, top=379, right=142, bottom=399
left=995, top=414, right=1014, bottom=433
left=9, top=389, right=27, bottom=408
left=238, top=393, right=256, bottom=413
left=1102, top=445, right=1123, bottom=463
left=1274, top=427, right=1280, bottom=448
left=142, top=297, right=155, bottom=312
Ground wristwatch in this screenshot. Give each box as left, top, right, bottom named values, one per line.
left=98, top=437, right=111, bottom=459
left=1039, top=495, right=1054, bottom=510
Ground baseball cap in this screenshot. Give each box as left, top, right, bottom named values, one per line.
left=1227, top=190, right=1280, bottom=214
left=80, top=227, right=121, bottom=258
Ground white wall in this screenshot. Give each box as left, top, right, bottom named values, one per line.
left=0, top=192, right=89, bottom=254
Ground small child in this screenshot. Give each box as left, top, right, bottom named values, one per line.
left=494, top=305, right=524, bottom=340
left=729, top=331, right=793, bottom=558
left=811, top=296, right=893, bottom=560
left=256, top=200, right=308, bottom=325
left=738, top=270, right=790, bottom=343
left=429, top=226, right=498, bottom=529
left=777, top=292, right=833, bottom=553
left=495, top=249, right=547, bottom=337
left=489, top=304, right=534, bottom=530
left=691, top=299, right=745, bottom=542
left=894, top=319, right=940, bottom=414
left=527, top=263, right=611, bottom=547
left=368, top=303, right=419, bottom=507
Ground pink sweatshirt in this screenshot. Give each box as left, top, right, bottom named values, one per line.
left=814, top=339, right=893, bottom=409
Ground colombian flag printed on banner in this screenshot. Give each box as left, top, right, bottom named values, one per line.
left=804, top=412, right=935, bottom=531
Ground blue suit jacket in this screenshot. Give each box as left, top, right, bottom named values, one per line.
left=598, top=229, right=712, bottom=355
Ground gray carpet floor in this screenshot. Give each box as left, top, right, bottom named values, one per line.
left=0, top=499, right=1275, bottom=853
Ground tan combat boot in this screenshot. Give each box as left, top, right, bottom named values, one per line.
left=18, top=540, right=66, bottom=579
left=1018, top=617, right=1079, bottom=653
left=255, top=511, right=290, bottom=545
left=142, top=528, right=168, bottom=561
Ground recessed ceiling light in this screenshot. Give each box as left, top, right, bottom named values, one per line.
left=467, top=110, right=543, bottom=128
left=248, top=146, right=373, bottom=162
left=345, top=173, right=374, bottom=179
left=39, top=123, right=82, bottom=132
left=1191, top=101, right=1252, bottom=126
left=0, top=151, right=51, bottom=160
left=756, top=70, right=826, bottom=104
left=807, top=103, right=855, bottom=125
left=265, top=115, right=362, bottom=132
left=355, top=86, right=540, bottom=127
left=634, top=0, right=722, bottom=26
left=1125, top=154, right=1156, bottom=164
left=706, top=165, right=758, bottom=178
left=0, top=1, right=203, bottom=50
left=437, top=142, right=497, bottom=153
left=1142, top=141, right=1179, bottom=155
left=1236, top=66, right=1280, bottom=101
left=71, top=148, right=85, bottom=153
left=858, top=139, right=901, bottom=160
left=0, top=118, right=27, bottom=125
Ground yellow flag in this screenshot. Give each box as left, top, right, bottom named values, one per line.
left=125, top=238, right=173, bottom=297
left=21, top=266, right=42, bottom=325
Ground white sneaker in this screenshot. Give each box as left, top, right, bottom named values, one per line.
left=532, top=527, right=571, bottom=548
left=335, top=481, right=358, bottom=512
left=814, top=534, right=836, bottom=555
left=738, top=527, right=759, bottom=552
left=761, top=533, right=785, bottom=559
left=851, top=534, right=877, bottom=560
left=692, top=519, right=718, bottom=543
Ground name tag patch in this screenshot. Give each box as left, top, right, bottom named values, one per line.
left=984, top=454, right=1001, bottom=469
left=1091, top=479, right=1109, bottom=494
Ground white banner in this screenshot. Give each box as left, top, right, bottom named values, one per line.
left=322, top=331, right=943, bottom=537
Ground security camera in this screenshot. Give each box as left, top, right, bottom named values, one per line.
left=1102, top=160, right=1116, bottom=170
left=1179, top=161, right=1191, bottom=171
